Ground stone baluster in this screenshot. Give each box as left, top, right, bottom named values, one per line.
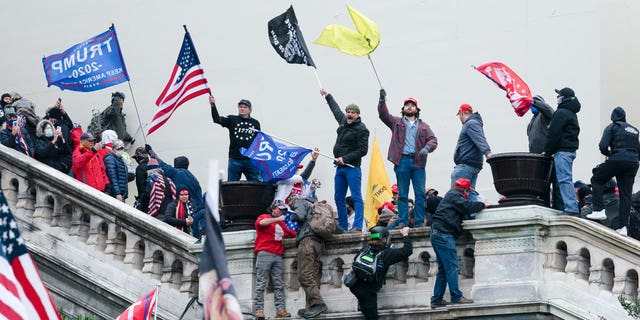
left=180, top=262, right=200, bottom=296
left=32, top=185, right=53, bottom=225
left=123, top=234, right=145, bottom=269
left=68, top=206, right=89, bottom=238
left=86, top=215, right=107, bottom=251
left=565, top=254, right=590, bottom=281
left=50, top=196, right=71, bottom=230
left=104, top=224, right=123, bottom=257
left=160, top=252, right=178, bottom=284
left=0, top=170, right=19, bottom=206
left=15, top=176, right=34, bottom=217
left=142, top=245, right=164, bottom=278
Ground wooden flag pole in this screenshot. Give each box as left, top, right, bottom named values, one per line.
left=367, top=54, right=383, bottom=89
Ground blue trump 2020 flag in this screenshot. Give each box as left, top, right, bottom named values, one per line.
left=42, top=25, right=129, bottom=92
left=241, top=131, right=311, bottom=183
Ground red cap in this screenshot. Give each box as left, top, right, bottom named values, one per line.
left=403, top=97, right=418, bottom=108
left=457, top=103, right=473, bottom=115
left=297, top=164, right=304, bottom=169
left=376, top=201, right=395, bottom=211
left=454, top=178, right=474, bottom=190
left=391, top=183, right=398, bottom=193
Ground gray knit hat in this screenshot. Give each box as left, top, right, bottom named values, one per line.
left=345, top=104, right=360, bottom=114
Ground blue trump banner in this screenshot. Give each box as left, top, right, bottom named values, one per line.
left=240, top=131, right=311, bottom=183
left=42, top=25, right=129, bottom=92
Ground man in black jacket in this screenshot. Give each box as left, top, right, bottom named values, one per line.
left=349, top=226, right=412, bottom=320
left=209, top=95, right=261, bottom=181
left=586, top=107, right=640, bottom=236
left=320, top=88, right=370, bottom=233
left=430, top=178, right=485, bottom=308
left=543, top=87, right=581, bottom=215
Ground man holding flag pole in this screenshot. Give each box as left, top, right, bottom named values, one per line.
left=320, top=88, right=369, bottom=233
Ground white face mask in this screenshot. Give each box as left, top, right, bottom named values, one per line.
left=44, top=128, right=54, bottom=137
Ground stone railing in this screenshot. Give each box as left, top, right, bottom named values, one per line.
left=0, top=145, right=201, bottom=319
left=197, top=205, right=640, bottom=319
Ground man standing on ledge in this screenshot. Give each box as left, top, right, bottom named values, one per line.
left=209, top=95, right=261, bottom=181
left=543, top=87, right=581, bottom=215
left=430, top=178, right=485, bottom=308
left=320, top=88, right=369, bottom=233
left=377, top=89, right=438, bottom=229
left=452, top=103, right=492, bottom=202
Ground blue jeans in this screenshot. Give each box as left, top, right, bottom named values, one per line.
left=191, top=208, right=206, bottom=239
left=430, top=230, right=463, bottom=304
left=391, top=157, right=426, bottom=228
left=227, top=157, right=261, bottom=181
left=554, top=151, right=578, bottom=213
left=450, top=164, right=480, bottom=202
left=335, top=166, right=364, bottom=231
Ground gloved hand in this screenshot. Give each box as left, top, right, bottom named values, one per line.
left=145, top=144, right=157, bottom=158
left=379, top=88, right=386, bottom=101
left=419, top=148, right=429, bottom=158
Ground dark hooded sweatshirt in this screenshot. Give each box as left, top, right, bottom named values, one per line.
left=599, top=107, right=640, bottom=162
left=544, top=97, right=581, bottom=154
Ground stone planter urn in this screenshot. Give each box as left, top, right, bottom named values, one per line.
left=486, top=152, right=553, bottom=207
left=220, top=181, right=276, bottom=231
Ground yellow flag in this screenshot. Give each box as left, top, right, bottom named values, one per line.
left=346, top=4, right=380, bottom=52
left=313, top=4, right=380, bottom=56
left=364, top=137, right=393, bottom=228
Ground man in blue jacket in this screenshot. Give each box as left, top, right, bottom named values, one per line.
left=586, top=107, right=639, bottom=236
left=451, top=104, right=492, bottom=202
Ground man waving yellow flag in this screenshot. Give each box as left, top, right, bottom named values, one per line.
left=364, top=136, right=393, bottom=228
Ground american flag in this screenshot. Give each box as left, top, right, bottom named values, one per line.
left=0, top=191, right=61, bottom=319
left=148, top=31, right=211, bottom=135
left=115, top=286, right=158, bottom=320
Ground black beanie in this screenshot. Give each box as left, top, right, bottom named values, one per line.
left=174, top=156, right=189, bottom=169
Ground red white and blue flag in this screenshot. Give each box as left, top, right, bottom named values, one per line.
left=475, top=62, right=533, bottom=117
left=240, top=132, right=311, bottom=183
left=115, top=287, right=158, bottom=320
left=0, top=190, right=61, bottom=319
left=148, top=30, right=211, bottom=135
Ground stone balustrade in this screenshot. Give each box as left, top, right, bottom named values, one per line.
left=3, top=144, right=640, bottom=319
left=0, top=146, right=201, bottom=319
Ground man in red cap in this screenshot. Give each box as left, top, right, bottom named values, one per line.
left=377, top=89, right=438, bottom=229
left=430, top=178, right=486, bottom=308
left=451, top=103, right=492, bottom=202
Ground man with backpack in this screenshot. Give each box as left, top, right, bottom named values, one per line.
left=93, top=92, right=134, bottom=144
left=289, top=195, right=333, bottom=319
left=348, top=226, right=412, bottom=320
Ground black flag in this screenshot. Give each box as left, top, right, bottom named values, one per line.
left=268, top=6, right=316, bottom=67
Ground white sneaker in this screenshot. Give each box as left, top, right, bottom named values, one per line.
left=585, top=210, right=607, bottom=220
left=616, top=226, right=628, bottom=236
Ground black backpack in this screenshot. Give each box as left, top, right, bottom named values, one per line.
left=352, top=247, right=383, bottom=283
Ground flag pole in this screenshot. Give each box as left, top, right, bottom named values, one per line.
left=154, top=283, right=161, bottom=320
left=312, top=68, right=323, bottom=89
left=367, top=54, right=383, bottom=89
left=127, top=81, right=148, bottom=145
left=249, top=128, right=354, bottom=168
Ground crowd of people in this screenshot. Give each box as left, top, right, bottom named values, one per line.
left=3, top=85, right=639, bottom=320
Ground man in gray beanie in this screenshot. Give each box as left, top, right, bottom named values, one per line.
left=319, top=88, right=369, bottom=233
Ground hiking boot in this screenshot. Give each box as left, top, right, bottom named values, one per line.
left=586, top=210, right=607, bottom=220
left=276, top=309, right=291, bottom=318
left=349, top=228, right=362, bottom=233
left=297, top=308, right=308, bottom=318
left=617, top=226, right=628, bottom=236
left=255, top=310, right=265, bottom=319
left=430, top=300, right=450, bottom=309
left=301, top=303, right=328, bottom=318
left=453, top=297, right=474, bottom=304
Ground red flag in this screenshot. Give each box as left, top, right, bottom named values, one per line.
left=116, top=287, right=158, bottom=320
left=475, top=62, right=533, bottom=117
left=0, top=191, right=61, bottom=319
left=148, top=31, right=211, bottom=135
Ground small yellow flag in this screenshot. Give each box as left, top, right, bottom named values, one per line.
left=313, top=4, right=380, bottom=56
left=364, top=137, right=393, bottom=228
